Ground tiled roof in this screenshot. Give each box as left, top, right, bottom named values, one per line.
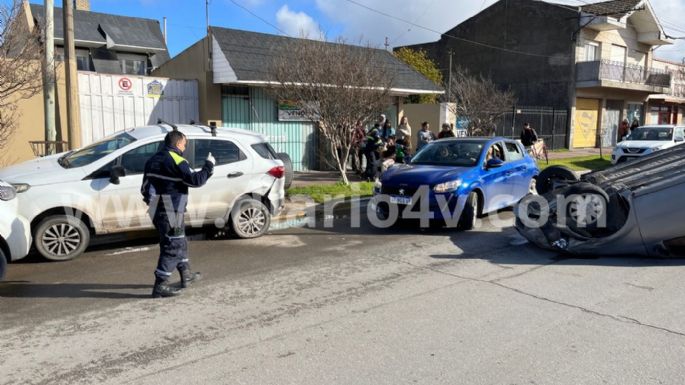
left=29, top=4, right=168, bottom=52
left=210, top=27, right=443, bottom=93
left=580, top=0, right=642, bottom=18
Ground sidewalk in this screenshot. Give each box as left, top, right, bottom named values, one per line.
left=291, top=171, right=365, bottom=188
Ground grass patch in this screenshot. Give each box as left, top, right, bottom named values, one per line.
left=287, top=182, right=374, bottom=204
left=538, top=156, right=612, bottom=172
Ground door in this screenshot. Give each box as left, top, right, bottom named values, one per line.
left=186, top=138, right=253, bottom=225
left=481, top=142, right=512, bottom=213
left=611, top=44, right=627, bottom=81
left=602, top=100, right=623, bottom=147
left=573, top=98, right=600, bottom=148
left=95, top=140, right=163, bottom=231
left=503, top=141, right=530, bottom=201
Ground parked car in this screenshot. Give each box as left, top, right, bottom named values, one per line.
left=516, top=143, right=685, bottom=257
left=0, top=124, right=286, bottom=261
left=371, top=137, right=539, bottom=228
left=612, top=125, right=685, bottom=164
left=0, top=180, right=32, bottom=280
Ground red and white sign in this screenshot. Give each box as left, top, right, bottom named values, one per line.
left=118, top=77, right=133, bottom=91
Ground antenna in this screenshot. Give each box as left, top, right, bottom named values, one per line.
left=157, top=118, right=178, bottom=131
left=209, top=121, right=217, bottom=137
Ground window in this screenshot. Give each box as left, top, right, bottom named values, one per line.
left=119, top=141, right=163, bottom=175
left=584, top=42, right=599, bottom=62
left=119, top=53, right=148, bottom=75
left=76, top=48, right=92, bottom=71
left=251, top=143, right=278, bottom=160
left=192, top=139, right=246, bottom=167
left=60, top=133, right=137, bottom=169
left=504, top=142, right=524, bottom=161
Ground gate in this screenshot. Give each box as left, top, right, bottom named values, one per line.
left=78, top=72, right=199, bottom=146
left=494, top=106, right=569, bottom=150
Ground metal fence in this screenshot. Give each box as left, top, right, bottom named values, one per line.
left=492, top=106, right=569, bottom=150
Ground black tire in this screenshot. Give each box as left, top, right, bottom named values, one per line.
left=0, top=247, right=6, bottom=281
left=34, top=215, right=90, bottom=261
left=230, top=199, right=271, bottom=239
left=276, top=153, right=294, bottom=190
left=536, top=165, right=579, bottom=195
left=562, top=183, right=609, bottom=237
left=458, top=191, right=479, bottom=231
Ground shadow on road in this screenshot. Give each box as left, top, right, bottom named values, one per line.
left=0, top=282, right=151, bottom=299
left=431, top=224, right=685, bottom=268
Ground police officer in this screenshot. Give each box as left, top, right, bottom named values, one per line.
left=141, top=130, right=215, bottom=298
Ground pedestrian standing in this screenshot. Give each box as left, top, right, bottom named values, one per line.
left=630, top=119, right=640, bottom=135
left=618, top=119, right=630, bottom=142
left=364, top=123, right=383, bottom=179
left=397, top=116, right=412, bottom=154
left=381, top=120, right=395, bottom=142
left=417, top=121, right=435, bottom=151
left=520, top=122, right=538, bottom=148
left=438, top=123, right=456, bottom=139
left=141, top=130, right=215, bottom=298
left=351, top=120, right=366, bottom=174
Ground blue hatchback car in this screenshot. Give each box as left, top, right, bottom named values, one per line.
left=371, top=137, right=539, bottom=229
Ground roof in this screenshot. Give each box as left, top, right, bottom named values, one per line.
left=29, top=4, right=168, bottom=54
left=579, top=0, right=642, bottom=18
left=209, top=27, right=443, bottom=94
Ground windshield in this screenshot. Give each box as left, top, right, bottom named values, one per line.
left=627, top=126, right=673, bottom=141
left=60, top=133, right=137, bottom=168
left=411, top=141, right=485, bottom=167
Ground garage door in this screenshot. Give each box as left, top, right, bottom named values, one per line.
left=573, top=98, right=600, bottom=148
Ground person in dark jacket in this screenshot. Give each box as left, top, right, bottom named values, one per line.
left=520, top=123, right=539, bottom=148
left=141, top=130, right=215, bottom=298
left=437, top=123, right=456, bottom=139
left=364, top=123, right=383, bottom=179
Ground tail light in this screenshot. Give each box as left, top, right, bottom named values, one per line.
left=268, top=166, right=285, bottom=179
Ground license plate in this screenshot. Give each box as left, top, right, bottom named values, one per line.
left=390, top=196, right=412, bottom=205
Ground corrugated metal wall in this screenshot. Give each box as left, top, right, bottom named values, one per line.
left=79, top=72, right=199, bottom=146
left=221, top=88, right=316, bottom=171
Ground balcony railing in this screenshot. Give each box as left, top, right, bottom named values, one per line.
left=576, top=60, right=671, bottom=88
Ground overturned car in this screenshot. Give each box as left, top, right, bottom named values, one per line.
left=516, top=144, right=685, bottom=257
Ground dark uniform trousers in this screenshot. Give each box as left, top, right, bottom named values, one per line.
left=150, top=200, right=189, bottom=282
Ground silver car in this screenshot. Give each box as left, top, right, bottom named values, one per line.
left=516, top=144, right=685, bottom=257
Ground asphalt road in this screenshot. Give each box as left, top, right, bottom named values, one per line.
left=1, top=212, right=685, bottom=385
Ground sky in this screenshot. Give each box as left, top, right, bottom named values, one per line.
left=12, top=0, right=685, bottom=61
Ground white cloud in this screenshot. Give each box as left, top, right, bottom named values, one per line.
left=276, top=5, right=324, bottom=40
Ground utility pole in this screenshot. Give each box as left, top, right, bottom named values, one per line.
left=206, top=0, right=210, bottom=35
left=42, top=0, right=56, bottom=154
left=447, top=49, right=454, bottom=102
left=163, top=16, right=167, bottom=44
left=63, top=0, right=80, bottom=150
left=384, top=37, right=389, bottom=51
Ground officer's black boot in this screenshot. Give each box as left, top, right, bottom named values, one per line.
left=180, top=269, right=202, bottom=288
left=152, top=278, right=182, bottom=298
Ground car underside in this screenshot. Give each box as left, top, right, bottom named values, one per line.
left=516, top=144, right=685, bottom=257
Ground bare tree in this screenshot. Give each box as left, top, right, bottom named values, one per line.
left=446, top=67, right=515, bottom=136
left=0, top=0, right=42, bottom=150
left=268, top=37, right=395, bottom=185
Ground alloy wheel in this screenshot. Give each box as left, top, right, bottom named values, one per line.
left=42, top=223, right=82, bottom=257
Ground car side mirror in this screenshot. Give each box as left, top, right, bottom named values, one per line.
left=109, top=166, right=126, bottom=185
left=486, top=158, right=504, bottom=169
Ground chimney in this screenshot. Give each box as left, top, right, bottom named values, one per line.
left=74, top=0, right=90, bottom=11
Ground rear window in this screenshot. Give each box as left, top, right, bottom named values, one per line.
left=191, top=139, right=246, bottom=167
left=251, top=143, right=278, bottom=160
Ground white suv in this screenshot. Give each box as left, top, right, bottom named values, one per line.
left=612, top=125, right=685, bottom=164
left=0, top=124, right=285, bottom=261
left=0, top=180, right=32, bottom=279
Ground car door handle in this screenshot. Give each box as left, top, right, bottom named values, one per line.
left=227, top=172, right=244, bottom=178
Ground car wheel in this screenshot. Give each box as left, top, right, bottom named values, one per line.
left=0, top=248, right=6, bottom=281
left=458, top=191, right=479, bottom=231
left=536, top=165, right=579, bottom=195
left=34, top=215, right=91, bottom=261
left=230, top=199, right=271, bottom=239
left=276, top=153, right=294, bottom=190
left=563, top=183, right=609, bottom=237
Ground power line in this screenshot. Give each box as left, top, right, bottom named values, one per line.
left=344, top=0, right=553, bottom=58
left=227, top=0, right=290, bottom=37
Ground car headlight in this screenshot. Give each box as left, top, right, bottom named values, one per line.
left=0, top=184, right=16, bottom=201
left=652, top=145, right=664, bottom=151
left=11, top=183, right=31, bottom=194
left=433, top=179, right=461, bottom=193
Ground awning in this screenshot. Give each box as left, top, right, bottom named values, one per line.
left=647, top=94, right=685, bottom=104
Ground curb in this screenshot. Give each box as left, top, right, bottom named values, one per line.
left=271, top=197, right=371, bottom=224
